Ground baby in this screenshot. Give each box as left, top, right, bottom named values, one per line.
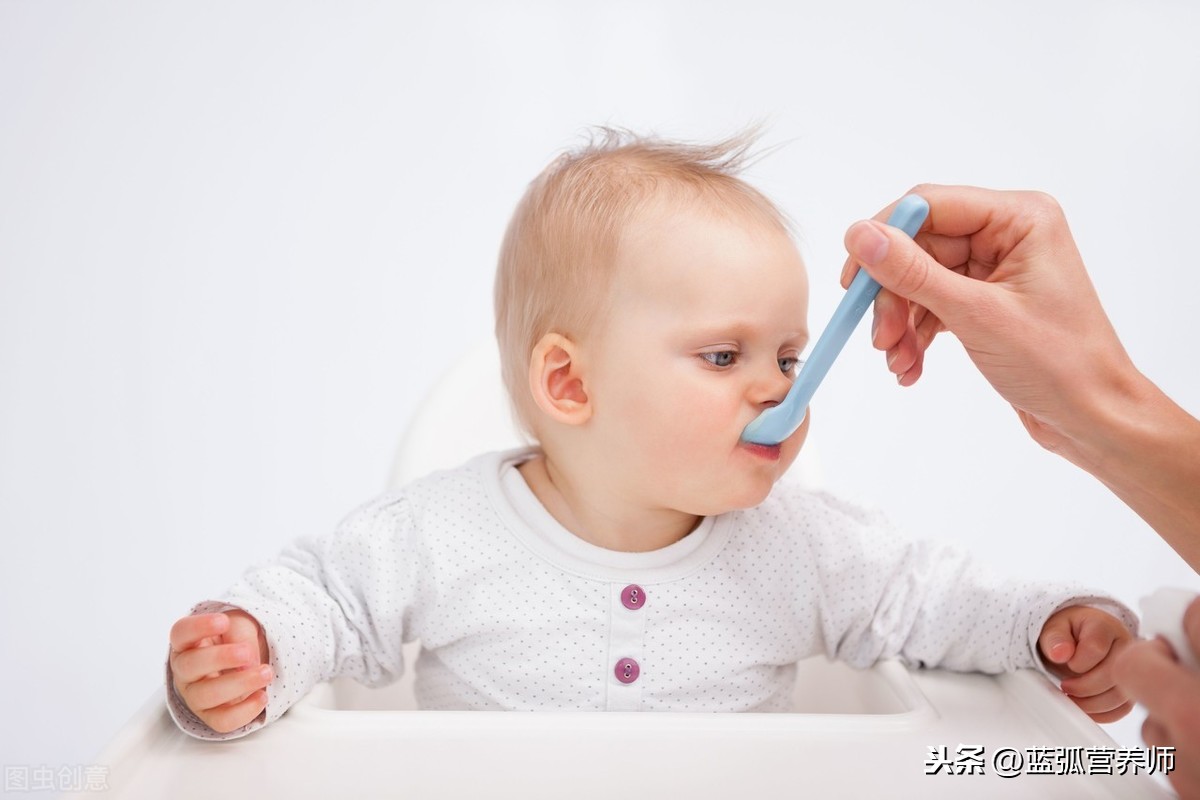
left=166, top=130, right=1137, bottom=738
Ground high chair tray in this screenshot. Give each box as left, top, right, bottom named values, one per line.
left=82, top=658, right=1169, bottom=799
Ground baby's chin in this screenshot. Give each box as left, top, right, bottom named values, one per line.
left=669, top=474, right=783, bottom=517
left=722, top=481, right=780, bottom=512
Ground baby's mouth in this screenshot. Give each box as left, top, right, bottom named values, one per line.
left=739, top=441, right=782, bottom=461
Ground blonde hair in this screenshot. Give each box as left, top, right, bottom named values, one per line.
left=493, top=127, right=790, bottom=437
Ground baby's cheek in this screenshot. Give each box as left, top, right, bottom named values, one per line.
left=779, top=414, right=810, bottom=466
left=609, top=370, right=741, bottom=476
left=609, top=388, right=699, bottom=462
left=681, top=396, right=743, bottom=449
left=778, top=444, right=802, bottom=475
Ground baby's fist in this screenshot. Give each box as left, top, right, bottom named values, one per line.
left=169, top=609, right=273, bottom=734
left=1038, top=605, right=1134, bottom=723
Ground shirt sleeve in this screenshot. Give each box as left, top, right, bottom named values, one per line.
left=164, top=492, right=421, bottom=740
left=797, top=491, right=1138, bottom=675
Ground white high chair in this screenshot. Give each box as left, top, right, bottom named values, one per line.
left=85, top=343, right=1169, bottom=799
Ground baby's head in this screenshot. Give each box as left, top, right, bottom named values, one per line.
left=494, top=129, right=810, bottom=516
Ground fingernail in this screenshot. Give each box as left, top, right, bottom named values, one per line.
left=886, top=349, right=899, bottom=370
left=847, top=221, right=890, bottom=266
left=259, top=665, right=273, bottom=680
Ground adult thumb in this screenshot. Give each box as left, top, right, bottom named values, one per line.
left=845, top=219, right=976, bottom=321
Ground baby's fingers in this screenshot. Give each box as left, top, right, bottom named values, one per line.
left=1066, top=612, right=1131, bottom=674
left=198, top=689, right=269, bottom=735
left=1085, top=700, right=1134, bottom=725
left=173, top=642, right=261, bottom=685
left=1065, top=684, right=1131, bottom=719
left=169, top=612, right=229, bottom=654
left=183, top=664, right=274, bottom=713
left=1039, top=614, right=1076, bottom=668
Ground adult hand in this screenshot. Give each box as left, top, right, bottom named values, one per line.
left=841, top=185, right=1138, bottom=457
left=841, top=184, right=1200, bottom=571
left=1114, top=597, right=1200, bottom=800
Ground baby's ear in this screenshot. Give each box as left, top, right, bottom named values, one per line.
left=528, top=333, right=592, bottom=426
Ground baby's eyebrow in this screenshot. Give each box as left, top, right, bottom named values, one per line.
left=686, top=320, right=808, bottom=344
left=688, top=321, right=755, bottom=340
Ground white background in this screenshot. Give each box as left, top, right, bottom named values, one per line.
left=1, top=0, right=1197, bottom=783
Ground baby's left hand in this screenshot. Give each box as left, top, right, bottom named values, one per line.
left=1038, top=605, right=1134, bottom=723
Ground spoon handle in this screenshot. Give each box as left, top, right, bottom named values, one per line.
left=740, top=194, right=929, bottom=445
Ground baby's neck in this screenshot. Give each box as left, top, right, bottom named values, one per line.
left=517, top=453, right=702, bottom=553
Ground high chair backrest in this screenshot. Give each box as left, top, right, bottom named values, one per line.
left=388, top=339, right=822, bottom=490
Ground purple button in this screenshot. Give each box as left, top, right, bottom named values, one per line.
left=621, top=584, right=646, bottom=610
left=614, top=658, right=640, bottom=684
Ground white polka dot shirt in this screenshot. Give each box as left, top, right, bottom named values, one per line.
left=166, top=448, right=1136, bottom=739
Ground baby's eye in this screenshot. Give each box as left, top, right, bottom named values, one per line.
left=779, top=356, right=803, bottom=376
left=701, top=351, right=737, bottom=368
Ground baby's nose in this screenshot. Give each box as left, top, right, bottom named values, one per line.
left=751, top=366, right=793, bottom=407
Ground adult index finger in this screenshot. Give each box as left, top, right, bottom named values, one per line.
left=865, top=184, right=1050, bottom=242
left=169, top=612, right=230, bottom=653
left=839, top=187, right=993, bottom=290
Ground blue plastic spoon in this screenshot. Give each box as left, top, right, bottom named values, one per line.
left=740, top=194, right=930, bottom=446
